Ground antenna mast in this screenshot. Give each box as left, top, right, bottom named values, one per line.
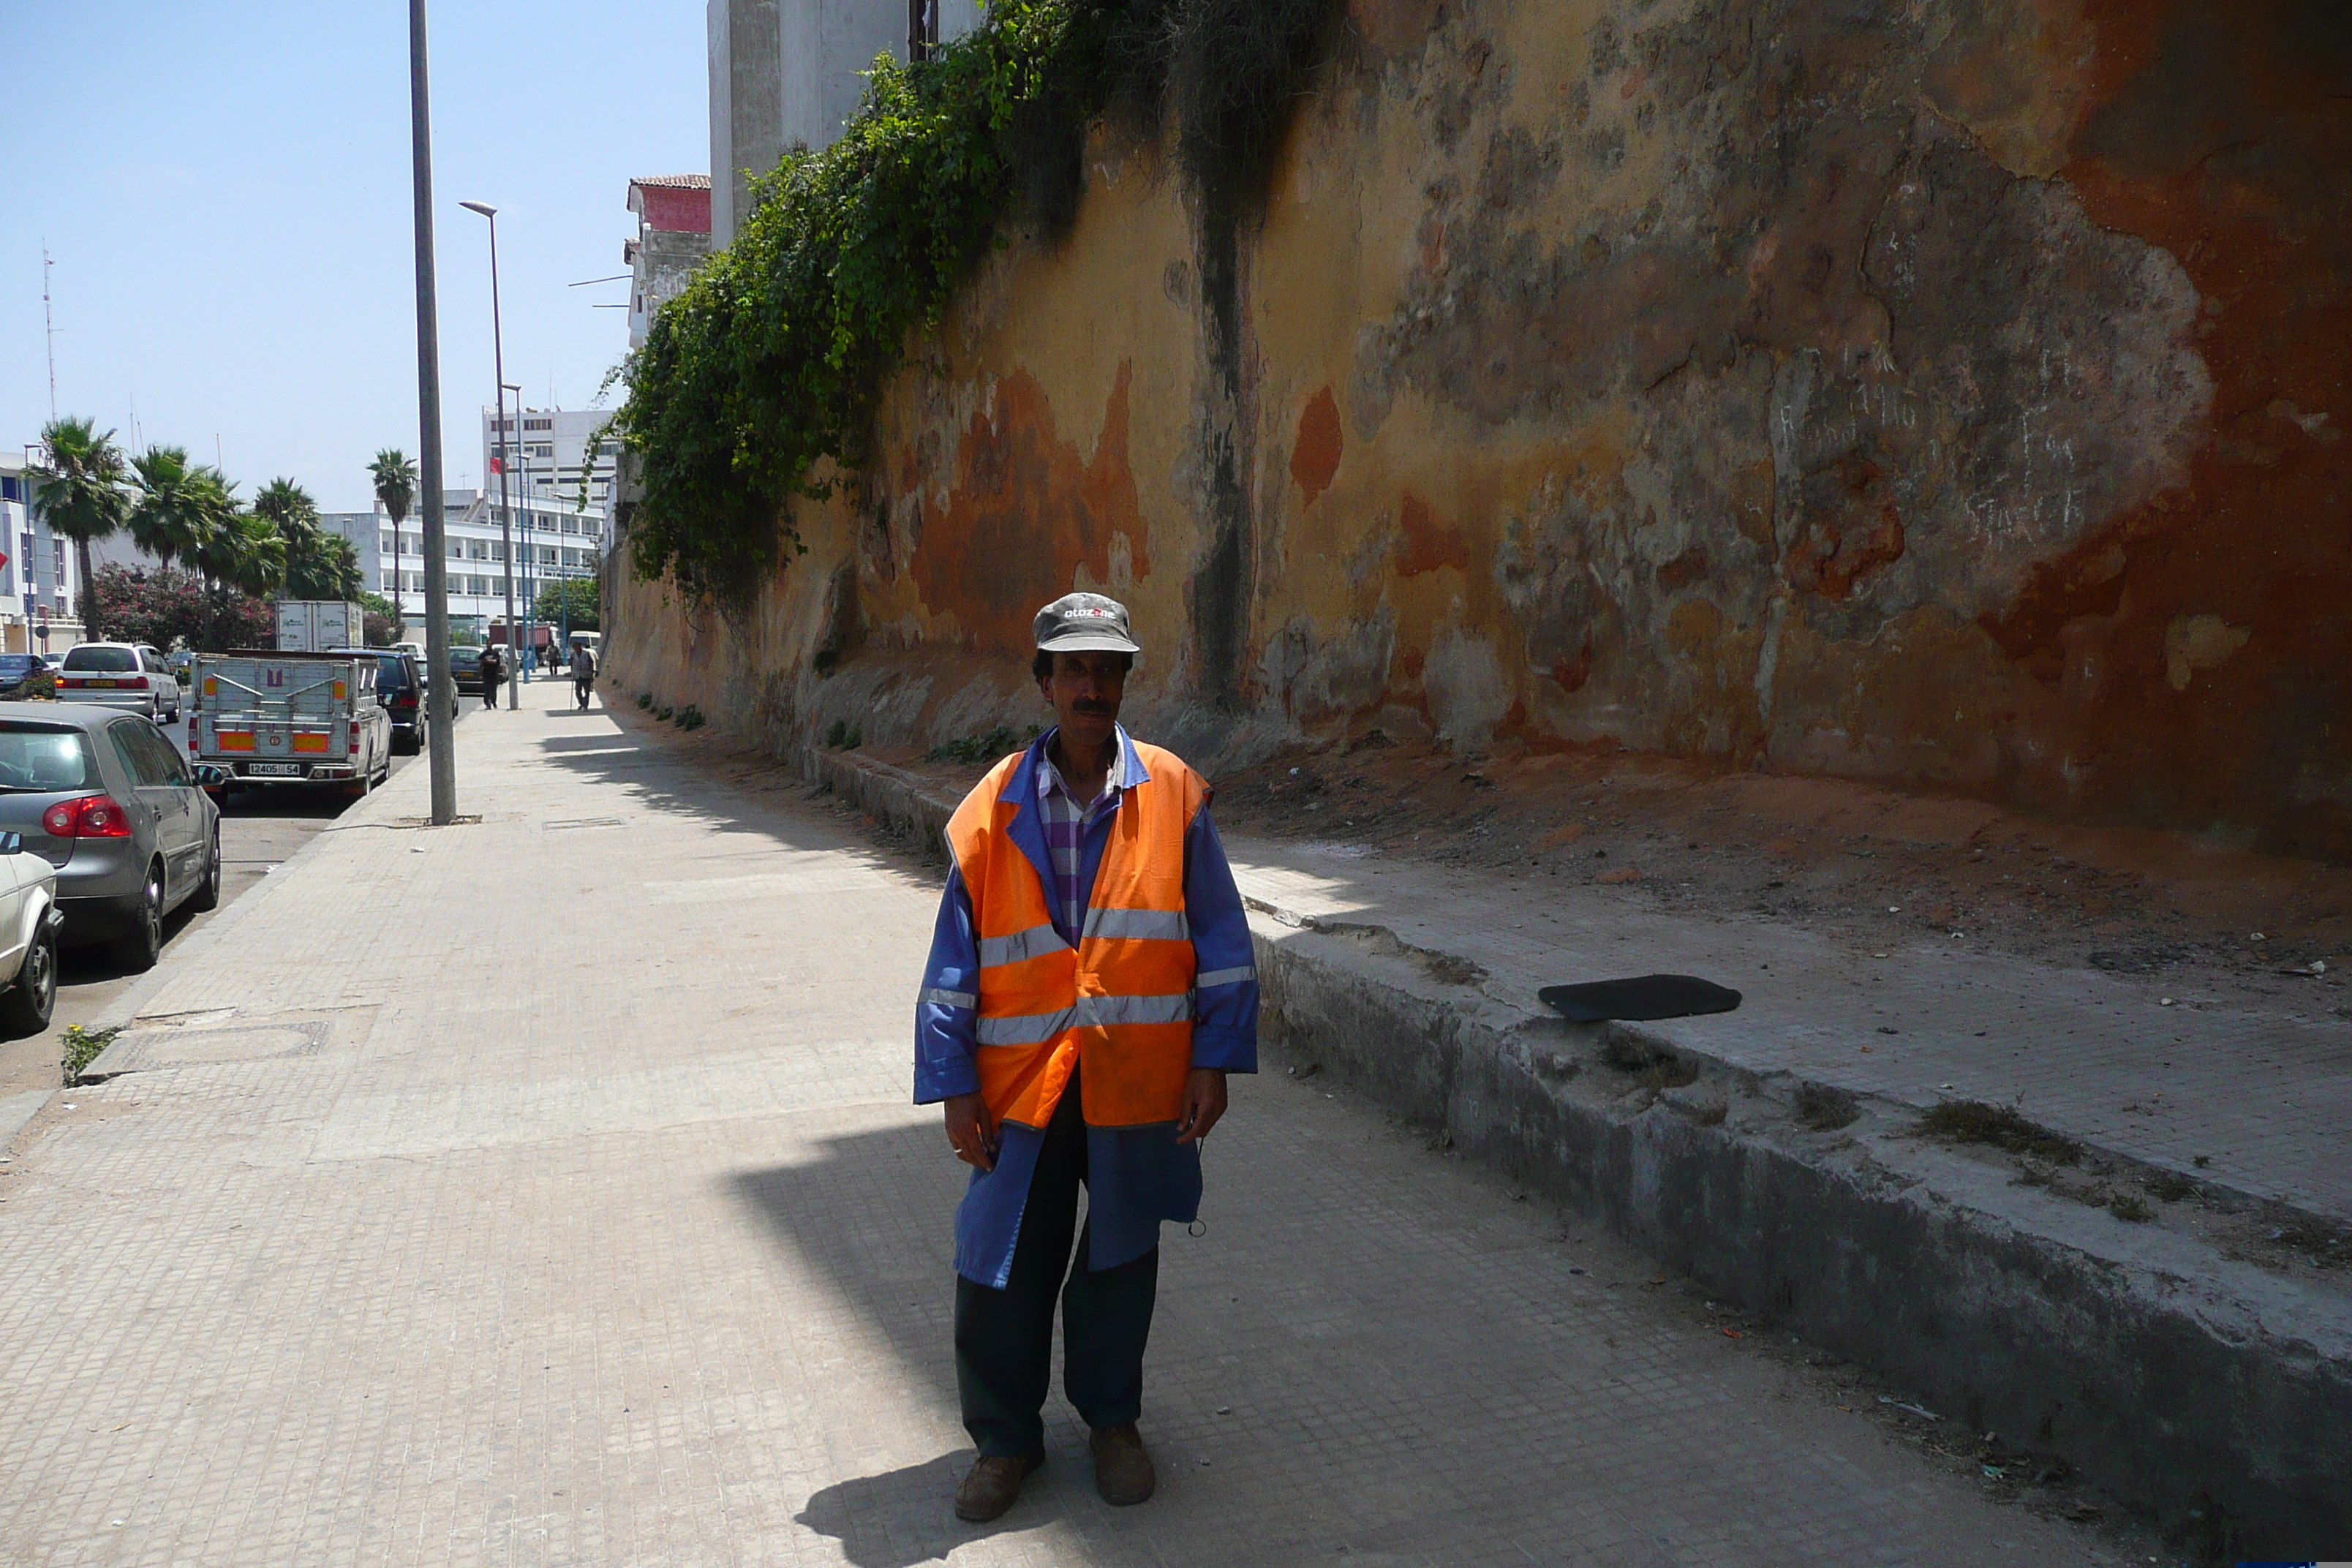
left=42, top=245, right=58, bottom=420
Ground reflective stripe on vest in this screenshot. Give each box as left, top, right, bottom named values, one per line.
left=946, top=742, right=1207, bottom=1130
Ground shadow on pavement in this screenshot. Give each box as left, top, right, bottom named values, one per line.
left=794, top=1453, right=1026, bottom=1568
left=529, top=708, right=919, bottom=874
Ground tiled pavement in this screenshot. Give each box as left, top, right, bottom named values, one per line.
left=0, top=688, right=2138, bottom=1566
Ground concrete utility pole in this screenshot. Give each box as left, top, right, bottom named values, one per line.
left=461, top=202, right=521, bottom=711
left=410, top=0, right=457, bottom=823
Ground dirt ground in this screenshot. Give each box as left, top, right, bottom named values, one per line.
left=624, top=685, right=2351, bottom=1019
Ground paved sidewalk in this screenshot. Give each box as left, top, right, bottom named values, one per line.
left=0, top=688, right=2139, bottom=1566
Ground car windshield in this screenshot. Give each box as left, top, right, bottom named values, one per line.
left=0, top=725, right=97, bottom=792
left=63, top=646, right=138, bottom=672
left=0, top=656, right=41, bottom=676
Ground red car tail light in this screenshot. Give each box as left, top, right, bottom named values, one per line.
left=42, top=795, right=134, bottom=838
left=120, top=675, right=148, bottom=690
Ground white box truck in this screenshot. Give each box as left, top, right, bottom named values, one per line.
left=275, top=600, right=363, bottom=652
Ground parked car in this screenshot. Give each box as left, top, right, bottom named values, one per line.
left=327, top=648, right=425, bottom=755
left=0, top=654, right=56, bottom=699
left=56, top=642, right=181, bottom=725
left=451, top=647, right=488, bottom=695
left=0, top=827, right=62, bottom=1034
left=0, top=707, right=224, bottom=970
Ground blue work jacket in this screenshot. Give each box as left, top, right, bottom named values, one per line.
left=915, top=726, right=1259, bottom=1287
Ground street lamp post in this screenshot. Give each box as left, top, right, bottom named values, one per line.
left=460, top=200, right=520, bottom=712
left=505, top=382, right=533, bottom=680
left=409, top=0, right=456, bottom=823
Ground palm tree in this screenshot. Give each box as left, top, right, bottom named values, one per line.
left=225, top=513, right=287, bottom=600
left=369, top=449, right=418, bottom=636
left=256, top=478, right=339, bottom=600
left=252, top=477, right=318, bottom=540
left=320, top=535, right=364, bottom=600
left=127, top=446, right=212, bottom=572
left=29, top=417, right=130, bottom=638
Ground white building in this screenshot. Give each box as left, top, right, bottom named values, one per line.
left=625, top=175, right=713, bottom=350
left=708, top=0, right=983, bottom=246
left=318, top=488, right=607, bottom=633
left=483, top=405, right=619, bottom=516
left=0, top=448, right=87, bottom=655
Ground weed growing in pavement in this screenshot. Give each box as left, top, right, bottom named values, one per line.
left=59, top=1025, right=119, bottom=1085
left=1793, top=1083, right=1860, bottom=1131
left=676, top=705, right=706, bottom=731
left=636, top=693, right=652, bottom=710
left=1918, top=1101, right=2084, bottom=1166
left=823, top=718, right=864, bottom=750
left=653, top=704, right=674, bottom=722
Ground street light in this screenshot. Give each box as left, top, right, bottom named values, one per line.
left=505, top=381, right=535, bottom=679
left=459, top=199, right=519, bottom=712
left=409, top=0, right=456, bottom=823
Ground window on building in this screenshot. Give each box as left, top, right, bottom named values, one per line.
left=909, top=0, right=940, bottom=62
left=0, top=478, right=20, bottom=502
left=52, top=539, right=67, bottom=589
left=524, top=418, right=551, bottom=431
left=380, top=530, right=395, bottom=555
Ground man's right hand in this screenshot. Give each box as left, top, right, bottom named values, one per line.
left=945, top=1092, right=998, bottom=1172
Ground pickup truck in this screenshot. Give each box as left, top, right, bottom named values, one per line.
left=189, top=650, right=395, bottom=793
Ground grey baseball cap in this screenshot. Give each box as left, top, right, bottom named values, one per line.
left=1033, top=592, right=1142, bottom=655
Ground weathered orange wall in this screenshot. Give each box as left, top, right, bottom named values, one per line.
left=611, top=0, right=2352, bottom=857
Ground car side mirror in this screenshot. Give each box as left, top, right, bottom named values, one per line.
left=0, top=832, right=20, bottom=856
left=194, top=764, right=233, bottom=789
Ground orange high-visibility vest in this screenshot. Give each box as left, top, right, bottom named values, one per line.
left=945, top=742, right=1206, bottom=1131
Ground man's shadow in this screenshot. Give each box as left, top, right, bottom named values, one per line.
left=793, top=1452, right=979, bottom=1568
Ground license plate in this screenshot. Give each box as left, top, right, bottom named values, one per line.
left=87, top=679, right=118, bottom=688
left=249, top=762, right=302, bottom=777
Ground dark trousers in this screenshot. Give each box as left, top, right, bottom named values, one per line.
left=954, top=1071, right=1159, bottom=1458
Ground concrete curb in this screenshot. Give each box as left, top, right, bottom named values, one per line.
left=796, top=739, right=2349, bottom=1555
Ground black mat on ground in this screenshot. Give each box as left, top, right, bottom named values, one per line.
left=1538, top=974, right=1743, bottom=1023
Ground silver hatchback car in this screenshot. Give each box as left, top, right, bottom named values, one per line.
left=0, top=707, right=222, bottom=970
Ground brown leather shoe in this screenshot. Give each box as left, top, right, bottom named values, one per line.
left=954, top=1453, right=1041, bottom=1523
left=1089, top=1423, right=1156, bottom=1505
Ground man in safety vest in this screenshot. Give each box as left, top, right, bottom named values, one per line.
left=916, top=591, right=1259, bottom=1523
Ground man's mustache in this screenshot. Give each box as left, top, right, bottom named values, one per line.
left=1072, top=701, right=1115, bottom=715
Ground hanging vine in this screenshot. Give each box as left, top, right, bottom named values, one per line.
left=609, top=0, right=1341, bottom=608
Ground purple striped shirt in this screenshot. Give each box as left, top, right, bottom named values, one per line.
left=1035, top=741, right=1137, bottom=940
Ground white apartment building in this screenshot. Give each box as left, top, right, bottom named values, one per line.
left=483, top=406, right=619, bottom=515
left=318, top=488, right=608, bottom=633
left=0, top=448, right=87, bottom=655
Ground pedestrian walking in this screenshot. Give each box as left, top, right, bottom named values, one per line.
left=477, top=644, right=502, bottom=710
left=570, top=639, right=598, bottom=711
left=916, top=591, right=1259, bottom=1523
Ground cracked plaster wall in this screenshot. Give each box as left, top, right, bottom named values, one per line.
left=612, top=0, right=2352, bottom=856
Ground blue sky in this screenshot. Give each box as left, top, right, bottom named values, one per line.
left=1, top=1, right=706, bottom=513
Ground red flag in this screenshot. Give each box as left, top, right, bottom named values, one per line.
left=489, top=455, right=504, bottom=475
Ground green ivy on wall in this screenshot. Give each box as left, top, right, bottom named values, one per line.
left=611, top=0, right=1338, bottom=608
